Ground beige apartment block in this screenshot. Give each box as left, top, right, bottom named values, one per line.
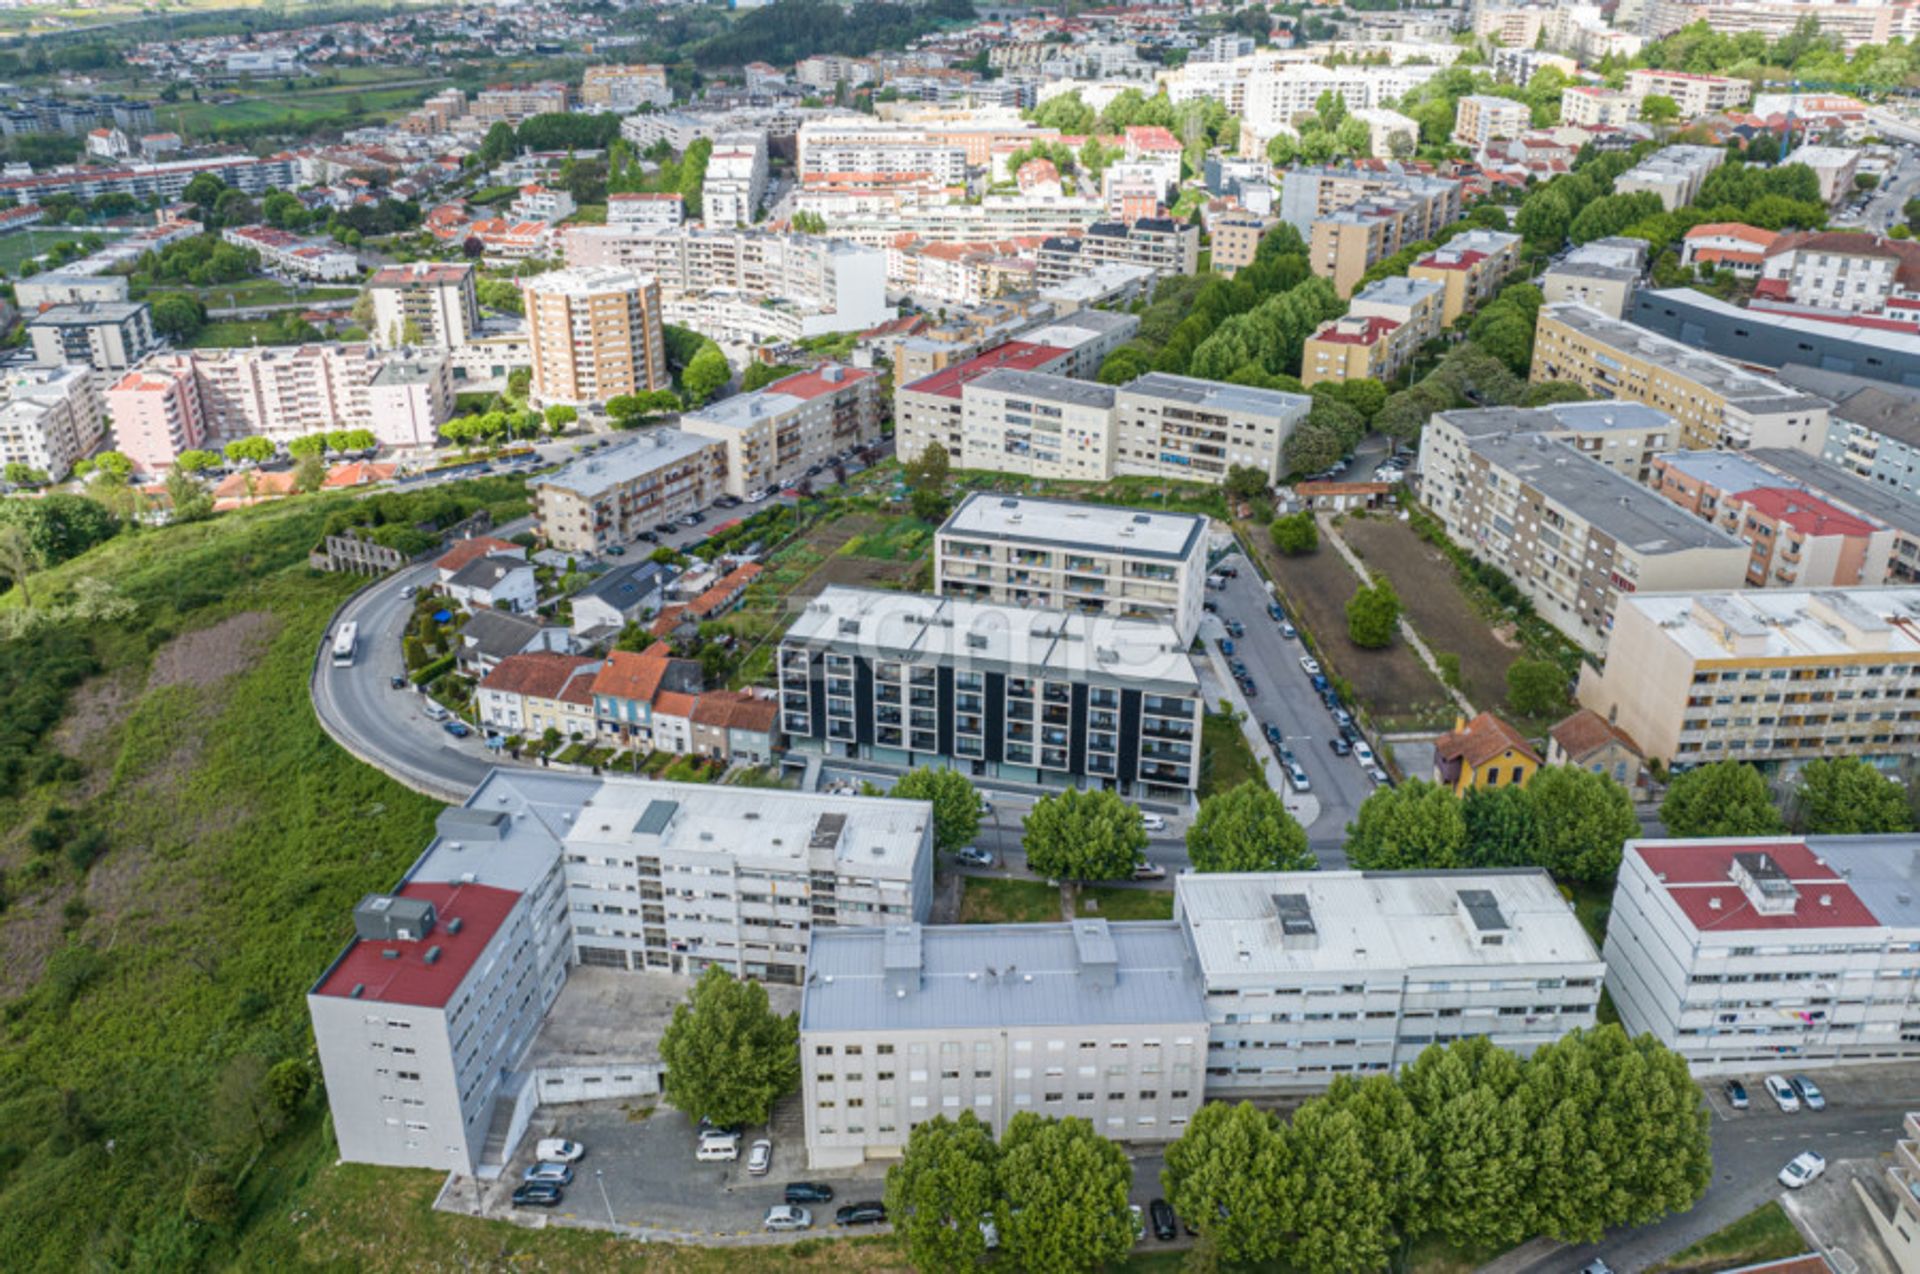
left=678, top=363, right=881, bottom=498
left=1302, top=315, right=1404, bottom=388
left=1408, top=228, right=1521, bottom=325
left=1310, top=206, right=1396, bottom=298
left=1530, top=303, right=1832, bottom=450
left=0, top=364, right=105, bottom=481
left=522, top=266, right=668, bottom=410
left=1625, top=68, right=1750, bottom=115
left=580, top=64, right=671, bottom=112
left=1451, top=95, right=1531, bottom=151
left=532, top=429, right=726, bottom=554
left=1576, top=587, right=1920, bottom=766
left=1560, top=86, right=1639, bottom=127
left=1210, top=212, right=1273, bottom=276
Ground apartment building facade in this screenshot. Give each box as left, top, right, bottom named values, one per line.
left=1604, top=835, right=1920, bottom=1074
left=1033, top=218, right=1200, bottom=288
left=702, top=131, right=768, bottom=228
left=1302, top=315, right=1408, bottom=389
left=0, top=364, right=105, bottom=481
left=581, top=64, right=672, bottom=113
left=954, top=368, right=1119, bottom=482
left=800, top=920, right=1209, bottom=1168
left=1542, top=237, right=1649, bottom=319
left=532, top=429, right=726, bottom=554
left=473, top=82, right=570, bottom=123
left=1530, top=303, right=1833, bottom=450
left=1310, top=200, right=1422, bottom=298
left=522, top=266, right=668, bottom=410
left=1612, top=144, right=1726, bottom=212
left=1560, top=85, right=1639, bottom=127
left=1418, top=405, right=1751, bottom=652
left=1576, top=586, right=1920, bottom=767
left=896, top=339, right=1080, bottom=465
left=1408, top=229, right=1522, bottom=325
left=1113, top=372, right=1311, bottom=486
left=1178, top=870, right=1604, bottom=1092
left=1625, top=68, right=1750, bottom=114
left=1783, top=144, right=1862, bottom=206
left=1756, top=231, right=1920, bottom=316
left=935, top=493, right=1208, bottom=642
left=777, top=585, right=1205, bottom=798
left=1210, top=211, right=1273, bottom=276
left=1451, top=95, right=1531, bottom=152
left=1277, top=164, right=1461, bottom=240
left=367, top=262, right=480, bottom=350
left=27, top=300, right=157, bottom=373
left=309, top=769, right=935, bottom=1175
left=678, top=363, right=882, bottom=498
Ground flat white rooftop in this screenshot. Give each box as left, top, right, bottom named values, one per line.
left=1616, top=587, right=1920, bottom=663
left=533, top=429, right=716, bottom=499
left=1175, top=870, right=1602, bottom=978
left=940, top=492, right=1205, bottom=562
left=783, top=584, right=1199, bottom=695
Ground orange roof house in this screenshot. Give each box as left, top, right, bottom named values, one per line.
left=1433, top=711, right=1541, bottom=795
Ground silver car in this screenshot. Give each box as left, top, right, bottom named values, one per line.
left=764, top=1205, right=812, bottom=1231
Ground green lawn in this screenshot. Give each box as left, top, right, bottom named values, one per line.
left=1651, top=1202, right=1807, bottom=1273
left=959, top=876, right=1062, bottom=924
left=1200, top=710, right=1266, bottom=798
left=156, top=83, right=439, bottom=137
left=150, top=279, right=359, bottom=310
left=188, top=319, right=318, bottom=348
left=0, top=227, right=124, bottom=273
left=1076, top=885, right=1174, bottom=921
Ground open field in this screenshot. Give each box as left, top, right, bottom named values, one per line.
left=0, top=227, right=124, bottom=274
left=1200, top=709, right=1264, bottom=798
left=1075, top=884, right=1174, bottom=921
left=1245, top=522, right=1453, bottom=733
left=148, top=278, right=359, bottom=309
left=960, top=875, right=1061, bottom=923
left=156, top=81, right=438, bottom=136
left=1342, top=515, right=1526, bottom=720
left=1650, top=1201, right=1806, bottom=1273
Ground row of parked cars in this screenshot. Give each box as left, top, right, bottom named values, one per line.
left=510, top=1138, right=586, bottom=1208
left=1725, top=1073, right=1825, bottom=1114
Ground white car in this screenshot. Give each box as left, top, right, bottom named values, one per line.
left=1763, top=1074, right=1800, bottom=1112
left=1353, top=741, right=1376, bottom=768
left=1141, top=813, right=1168, bottom=833
left=764, top=1205, right=812, bottom=1231
left=746, top=488, right=769, bottom=503
left=1299, top=655, right=1321, bottom=675
left=696, top=1133, right=740, bottom=1162
left=1286, top=763, right=1312, bottom=793
left=1132, top=861, right=1167, bottom=881
left=747, top=1138, right=772, bottom=1175
left=535, top=1138, right=584, bottom=1163
left=1778, top=1151, right=1826, bottom=1189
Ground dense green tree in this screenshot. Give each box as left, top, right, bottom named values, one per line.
left=1462, top=783, right=1541, bottom=869
left=657, top=966, right=800, bottom=1126
left=544, top=404, right=578, bottom=433
left=1346, top=577, right=1402, bottom=648
left=1527, top=765, right=1639, bottom=884
left=184, top=1166, right=240, bottom=1228
left=681, top=346, right=731, bottom=406
left=1283, top=422, right=1344, bottom=476
left=996, top=1114, right=1135, bottom=1274
left=1022, top=788, right=1146, bottom=881
left=1318, top=1074, right=1429, bottom=1256
left=286, top=434, right=327, bottom=460
left=1345, top=779, right=1469, bottom=870
left=1161, top=1101, right=1289, bottom=1263
left=1640, top=94, right=1681, bottom=123
left=1030, top=91, right=1094, bottom=134
left=741, top=362, right=802, bottom=392
left=173, top=450, right=219, bottom=473
left=293, top=453, right=328, bottom=494
left=885, top=1113, right=1000, bottom=1274
left=891, top=767, right=982, bottom=853
left=1400, top=1038, right=1533, bottom=1251
left=1794, top=756, right=1913, bottom=835
left=1660, top=760, right=1784, bottom=838
left=164, top=467, right=213, bottom=524
left=1270, top=510, right=1319, bottom=555
left=148, top=293, right=206, bottom=342
left=1505, top=657, right=1567, bottom=718
left=1186, top=781, right=1314, bottom=873
left=265, top=1058, right=312, bottom=1115
left=1284, top=1099, right=1397, bottom=1274
left=223, top=437, right=275, bottom=465
left=1224, top=464, right=1271, bottom=502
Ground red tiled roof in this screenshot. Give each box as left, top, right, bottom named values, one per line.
left=1686, top=222, right=1778, bottom=247
left=690, top=562, right=763, bottom=617
left=1312, top=315, right=1400, bottom=346
left=1634, top=841, right=1878, bottom=932
left=313, top=881, right=520, bottom=1007
left=436, top=536, right=520, bottom=574
left=765, top=365, right=874, bottom=400
left=691, top=690, right=778, bottom=733
left=1415, top=248, right=1487, bottom=272
left=1548, top=708, right=1641, bottom=762
left=1735, top=487, right=1876, bottom=538
left=653, top=690, right=698, bottom=718
left=370, top=262, right=473, bottom=286
left=481, top=651, right=599, bottom=699
left=1435, top=712, right=1539, bottom=770
left=903, top=341, right=1068, bottom=399
left=590, top=645, right=675, bottom=703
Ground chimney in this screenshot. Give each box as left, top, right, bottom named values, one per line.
left=882, top=924, right=922, bottom=996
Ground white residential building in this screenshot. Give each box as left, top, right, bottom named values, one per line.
left=222, top=224, right=360, bottom=282
left=1177, top=870, right=1604, bottom=1091
left=367, top=262, right=480, bottom=350
left=0, top=364, right=106, bottom=480
left=1606, top=835, right=1920, bottom=1073
left=702, top=131, right=769, bottom=228
left=678, top=363, right=882, bottom=497
left=607, top=193, right=685, bottom=228
left=935, top=493, right=1209, bottom=643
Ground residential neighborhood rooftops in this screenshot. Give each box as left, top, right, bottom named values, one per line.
left=1118, top=371, right=1311, bottom=420
left=1313, top=314, right=1400, bottom=345
left=590, top=645, right=701, bottom=704
left=962, top=367, right=1116, bottom=410
left=1629, top=839, right=1881, bottom=932
left=1435, top=711, right=1540, bottom=770
left=435, top=535, right=521, bottom=574
left=1734, top=486, right=1877, bottom=538
left=1549, top=707, right=1642, bottom=762
left=534, top=430, right=719, bottom=500
left=799, top=920, right=1204, bottom=1033
left=368, top=261, right=475, bottom=287
left=1610, top=586, right=1920, bottom=663
left=479, top=651, right=600, bottom=701
left=903, top=341, right=1069, bottom=399
left=447, top=554, right=532, bottom=591
left=941, top=491, right=1204, bottom=561
left=312, top=880, right=520, bottom=1007
left=1174, top=869, right=1601, bottom=976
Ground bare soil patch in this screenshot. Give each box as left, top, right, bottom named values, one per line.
left=1343, top=517, right=1521, bottom=715
left=147, top=610, right=280, bottom=690
left=1244, top=522, right=1454, bottom=732
left=50, top=667, right=143, bottom=760
left=0, top=884, right=75, bottom=998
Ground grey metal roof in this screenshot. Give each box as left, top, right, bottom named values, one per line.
left=1469, top=432, right=1747, bottom=554
left=576, top=560, right=668, bottom=608
left=1747, top=447, right=1920, bottom=534
left=963, top=367, right=1117, bottom=410
left=940, top=490, right=1203, bottom=562
left=460, top=608, right=549, bottom=659
left=1118, top=371, right=1312, bottom=421
left=535, top=429, right=718, bottom=500
left=448, top=554, right=531, bottom=591
left=800, top=920, right=1205, bottom=1033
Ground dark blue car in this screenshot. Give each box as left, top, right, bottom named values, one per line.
left=443, top=720, right=472, bottom=739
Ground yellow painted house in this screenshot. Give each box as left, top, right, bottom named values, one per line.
left=1432, top=712, right=1541, bottom=794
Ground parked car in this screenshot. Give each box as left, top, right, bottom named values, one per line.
left=606, top=544, right=626, bottom=557
left=1286, top=763, right=1311, bottom=792
left=1764, top=1074, right=1800, bottom=1112
left=1132, top=861, right=1167, bottom=881
left=524, top=1161, right=573, bottom=1186
left=1310, top=673, right=1330, bottom=693
left=1366, top=765, right=1391, bottom=785
left=536, top=1139, right=585, bottom=1163
left=422, top=702, right=450, bottom=722
left=1141, top=813, right=1168, bottom=833
left=1229, top=659, right=1249, bottom=678
left=696, top=1135, right=740, bottom=1162
left=1279, top=621, right=1297, bottom=640
left=954, top=845, right=995, bottom=868
left=1276, top=745, right=1296, bottom=767
left=1150, top=1198, right=1177, bottom=1241
left=654, top=522, right=676, bottom=535
left=764, top=1205, right=812, bottom=1232
left=442, top=720, right=472, bottom=739
left=747, top=1139, right=773, bottom=1175
left=1202, top=600, right=1218, bottom=614
left=836, top=1202, right=887, bottom=1226
left=1353, top=741, right=1376, bottom=767
left=785, top=1183, right=835, bottom=1204
left=1264, top=724, right=1284, bottom=748
left=1778, top=1151, right=1826, bottom=1189
left=512, top=1183, right=564, bottom=1208
left=637, top=530, right=660, bottom=543
left=1238, top=675, right=1258, bottom=698
left=1330, top=707, right=1353, bottom=729
left=1724, top=1079, right=1750, bottom=1110
left=1329, top=737, right=1352, bottom=756
left=1218, top=638, right=1235, bottom=657
left=389, top=674, right=408, bottom=690
left=1790, top=1075, right=1827, bottom=1111
left=1225, top=619, right=1246, bottom=638
left=1299, top=655, right=1321, bottom=675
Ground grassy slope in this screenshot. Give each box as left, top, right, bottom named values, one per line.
left=0, top=484, right=524, bottom=1269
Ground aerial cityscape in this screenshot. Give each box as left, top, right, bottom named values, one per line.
left=0, top=0, right=1917, bottom=1269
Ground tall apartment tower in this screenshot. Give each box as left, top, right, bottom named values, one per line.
left=522, top=266, right=668, bottom=411
left=367, top=262, right=481, bottom=350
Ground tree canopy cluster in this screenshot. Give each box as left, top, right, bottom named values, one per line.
left=1022, top=787, right=1148, bottom=881
left=1164, top=1030, right=1711, bottom=1271
left=1186, top=781, right=1315, bottom=873
left=672, top=0, right=976, bottom=70
left=657, top=966, right=800, bottom=1127
left=1346, top=766, right=1638, bottom=884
